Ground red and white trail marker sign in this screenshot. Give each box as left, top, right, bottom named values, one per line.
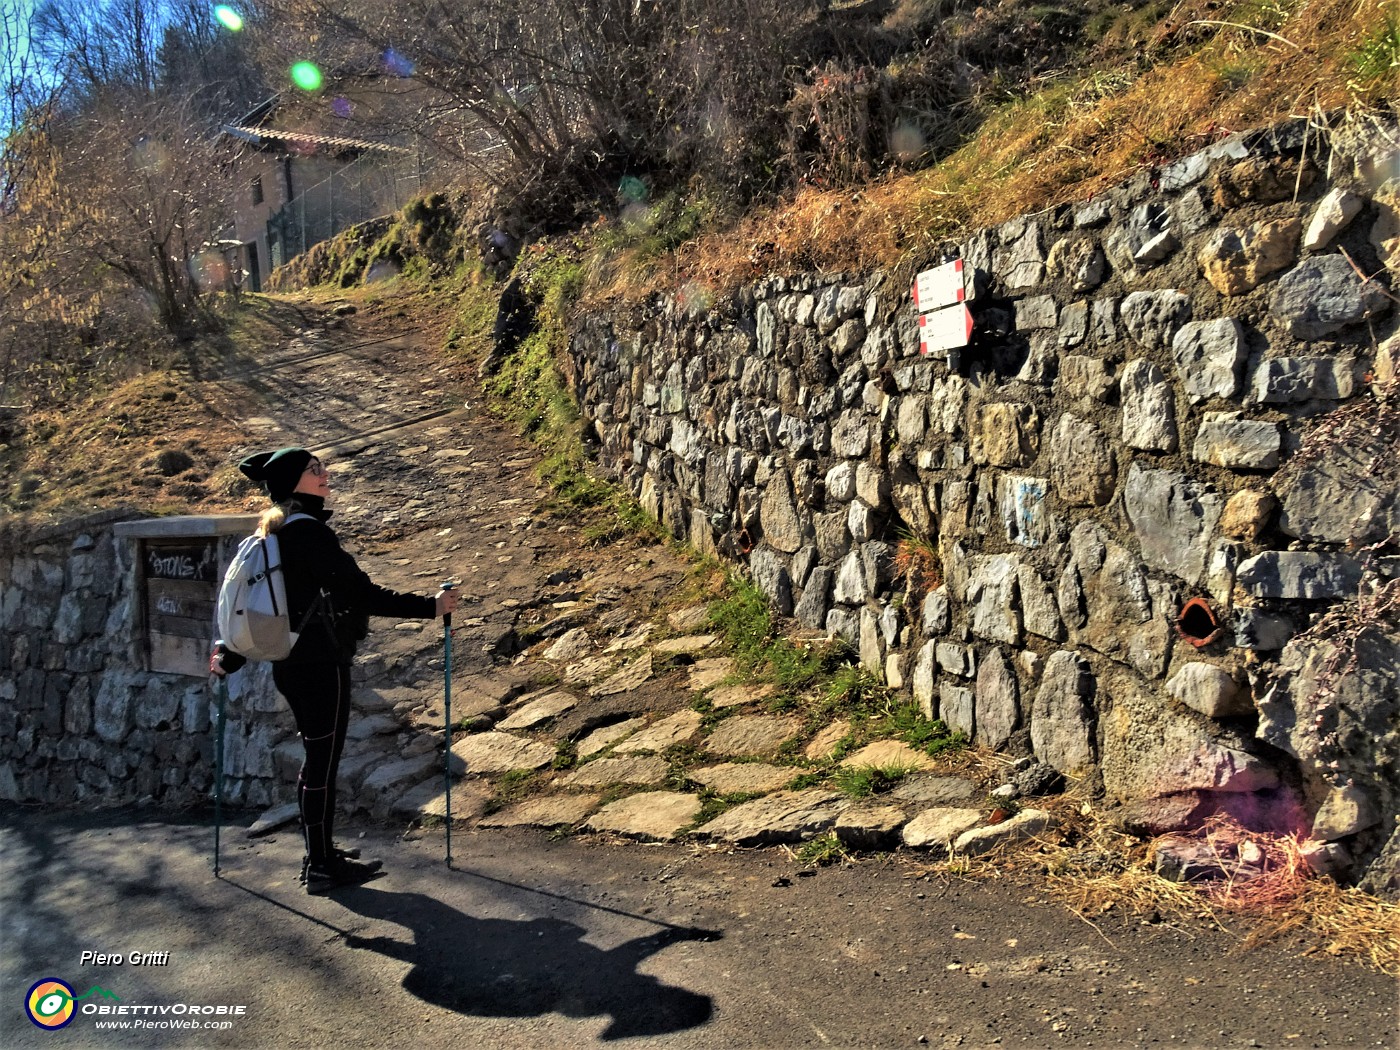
left=919, top=303, right=975, bottom=356
left=911, top=259, right=972, bottom=311
left=912, top=258, right=975, bottom=354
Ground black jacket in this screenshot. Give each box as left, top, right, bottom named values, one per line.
left=275, top=501, right=435, bottom=665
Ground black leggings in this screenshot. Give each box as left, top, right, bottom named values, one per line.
left=272, top=661, right=351, bottom=866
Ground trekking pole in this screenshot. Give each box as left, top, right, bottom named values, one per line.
left=214, top=674, right=228, bottom=878
left=441, top=582, right=455, bottom=868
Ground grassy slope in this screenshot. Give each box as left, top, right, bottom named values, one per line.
left=3, top=0, right=1395, bottom=522
left=597, top=0, right=1399, bottom=302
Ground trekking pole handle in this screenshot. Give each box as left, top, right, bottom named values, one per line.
left=440, top=581, right=454, bottom=627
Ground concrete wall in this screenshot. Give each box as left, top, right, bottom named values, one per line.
left=562, top=116, right=1400, bottom=892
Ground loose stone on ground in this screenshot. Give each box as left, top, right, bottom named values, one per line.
left=584, top=792, right=704, bottom=840
left=689, top=763, right=800, bottom=795
left=451, top=732, right=557, bottom=774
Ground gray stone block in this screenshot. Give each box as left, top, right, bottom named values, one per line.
left=1192, top=412, right=1281, bottom=470
left=1123, top=464, right=1223, bottom=586
left=1171, top=317, right=1248, bottom=403
left=1251, top=357, right=1356, bottom=403
left=940, top=683, right=975, bottom=738
left=1048, top=414, right=1115, bottom=506
left=1030, top=651, right=1096, bottom=775
left=974, top=648, right=1020, bottom=750
left=1122, top=289, right=1192, bottom=349
left=1271, top=254, right=1394, bottom=338
left=1120, top=359, right=1178, bottom=452
left=1237, top=551, right=1363, bottom=599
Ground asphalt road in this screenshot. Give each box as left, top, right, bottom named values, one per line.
left=1, top=807, right=1394, bottom=1050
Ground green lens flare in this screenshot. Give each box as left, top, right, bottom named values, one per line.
left=213, top=6, right=243, bottom=32
left=290, top=62, right=323, bottom=92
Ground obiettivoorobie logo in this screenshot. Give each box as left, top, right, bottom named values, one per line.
left=25, top=979, right=120, bottom=1030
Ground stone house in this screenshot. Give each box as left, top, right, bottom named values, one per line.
left=219, top=98, right=416, bottom=290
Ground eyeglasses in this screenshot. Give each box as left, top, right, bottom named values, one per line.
left=304, top=459, right=326, bottom=477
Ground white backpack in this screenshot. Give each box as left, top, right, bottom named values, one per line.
left=216, top=514, right=316, bottom=662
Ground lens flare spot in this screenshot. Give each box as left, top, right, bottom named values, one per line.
left=290, top=62, right=323, bottom=92
left=330, top=96, right=354, bottom=118
left=130, top=135, right=169, bottom=173
left=213, top=5, right=243, bottom=32
left=889, top=122, right=927, bottom=164
left=383, top=49, right=414, bottom=77
left=620, top=202, right=651, bottom=229
left=365, top=259, right=400, bottom=283
left=678, top=280, right=713, bottom=315
left=618, top=175, right=648, bottom=205
left=189, top=251, right=230, bottom=291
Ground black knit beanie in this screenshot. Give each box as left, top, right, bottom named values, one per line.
left=238, top=447, right=313, bottom=503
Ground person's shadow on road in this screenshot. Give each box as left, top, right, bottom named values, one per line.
left=333, top=886, right=719, bottom=1040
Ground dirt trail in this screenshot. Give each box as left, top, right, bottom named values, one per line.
left=225, top=298, right=689, bottom=690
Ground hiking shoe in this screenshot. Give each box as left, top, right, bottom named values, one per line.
left=300, top=847, right=378, bottom=883
left=304, top=856, right=384, bottom=895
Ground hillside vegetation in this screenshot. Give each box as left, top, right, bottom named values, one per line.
left=1, top=0, right=1397, bottom=518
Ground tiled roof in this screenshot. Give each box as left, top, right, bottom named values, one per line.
left=221, top=125, right=410, bottom=154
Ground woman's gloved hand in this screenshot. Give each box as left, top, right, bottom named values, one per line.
left=210, top=641, right=247, bottom=677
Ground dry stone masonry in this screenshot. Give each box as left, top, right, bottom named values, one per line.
left=563, top=117, right=1400, bottom=893
left=3, top=115, right=1398, bottom=896
left=0, top=512, right=300, bottom=810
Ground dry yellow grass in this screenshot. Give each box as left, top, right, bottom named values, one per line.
left=1043, top=813, right=1400, bottom=977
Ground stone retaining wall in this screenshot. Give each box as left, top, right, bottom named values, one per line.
left=563, top=116, right=1400, bottom=892
left=0, top=513, right=294, bottom=810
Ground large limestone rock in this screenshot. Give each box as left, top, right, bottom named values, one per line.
left=1048, top=414, right=1115, bottom=506
left=694, top=789, right=850, bottom=845
left=1171, top=318, right=1248, bottom=403
left=966, top=554, right=1022, bottom=646
left=1270, top=255, right=1394, bottom=338
left=1060, top=522, right=1169, bottom=677
left=1121, top=290, right=1191, bottom=348
left=1101, top=673, right=1278, bottom=803
left=1197, top=219, right=1301, bottom=295
left=1276, top=419, right=1400, bottom=545
left=1030, top=651, right=1096, bottom=775
left=1120, top=359, right=1178, bottom=451
left=974, top=648, right=1021, bottom=750
left=1256, top=623, right=1400, bottom=889
left=1167, top=663, right=1250, bottom=719
left=970, top=402, right=1040, bottom=467
left=1123, top=464, right=1224, bottom=587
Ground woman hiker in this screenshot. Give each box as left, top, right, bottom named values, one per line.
left=210, top=446, right=458, bottom=894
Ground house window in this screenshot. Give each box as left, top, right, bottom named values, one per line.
left=250, top=176, right=264, bottom=205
